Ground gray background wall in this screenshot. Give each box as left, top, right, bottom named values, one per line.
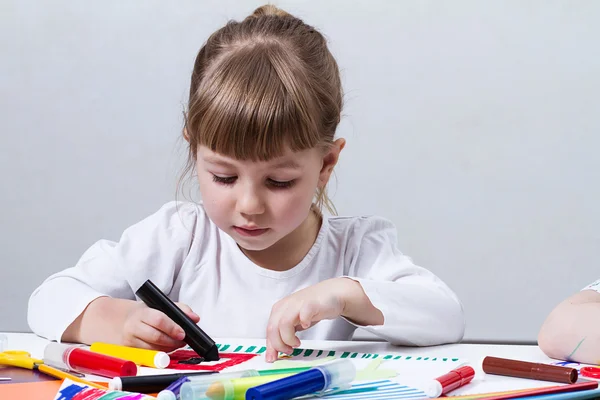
left=1, top=0, right=598, bottom=343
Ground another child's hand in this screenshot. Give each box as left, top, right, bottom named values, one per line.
left=265, top=278, right=354, bottom=362
left=121, top=302, right=200, bottom=352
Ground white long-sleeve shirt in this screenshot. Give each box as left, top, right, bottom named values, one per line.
left=583, top=279, right=600, bottom=292
left=28, top=202, right=465, bottom=345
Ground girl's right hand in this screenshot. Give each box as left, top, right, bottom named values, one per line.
left=121, top=302, right=200, bottom=352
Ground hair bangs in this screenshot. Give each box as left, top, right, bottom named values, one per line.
left=188, top=44, right=323, bottom=161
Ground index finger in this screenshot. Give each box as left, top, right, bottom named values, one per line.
left=141, top=308, right=186, bottom=341
left=175, top=302, right=200, bottom=323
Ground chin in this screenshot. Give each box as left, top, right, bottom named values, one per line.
left=231, top=233, right=278, bottom=252
left=235, top=239, right=274, bottom=252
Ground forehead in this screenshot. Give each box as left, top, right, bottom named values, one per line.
left=198, top=145, right=320, bottom=169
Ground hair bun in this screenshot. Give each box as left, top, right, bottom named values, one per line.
left=250, top=4, right=292, bottom=18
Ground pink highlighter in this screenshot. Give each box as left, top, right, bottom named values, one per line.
left=425, top=365, right=475, bottom=398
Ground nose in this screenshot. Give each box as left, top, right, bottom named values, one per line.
left=237, top=184, right=265, bottom=216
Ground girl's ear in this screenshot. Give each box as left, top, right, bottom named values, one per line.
left=318, top=138, right=346, bottom=188
left=183, top=128, right=191, bottom=143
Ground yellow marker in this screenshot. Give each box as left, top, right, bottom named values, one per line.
left=90, top=343, right=170, bottom=369
left=205, top=374, right=294, bottom=400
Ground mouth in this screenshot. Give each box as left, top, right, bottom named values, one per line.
left=233, top=226, right=270, bottom=237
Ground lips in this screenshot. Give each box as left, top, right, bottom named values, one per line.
left=233, top=226, right=270, bottom=237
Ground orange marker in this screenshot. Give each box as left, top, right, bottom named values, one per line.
left=38, top=364, right=106, bottom=389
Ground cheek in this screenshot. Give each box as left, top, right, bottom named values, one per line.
left=271, top=182, right=316, bottom=224
left=197, top=174, right=231, bottom=225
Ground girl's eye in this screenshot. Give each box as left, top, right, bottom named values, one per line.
left=268, top=179, right=295, bottom=189
left=212, top=175, right=237, bottom=185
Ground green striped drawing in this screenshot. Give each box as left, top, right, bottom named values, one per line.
left=214, top=343, right=459, bottom=363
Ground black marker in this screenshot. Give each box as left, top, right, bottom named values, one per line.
left=136, top=279, right=220, bottom=361
left=109, top=371, right=216, bottom=392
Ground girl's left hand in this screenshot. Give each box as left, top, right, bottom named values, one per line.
left=264, top=278, right=356, bottom=362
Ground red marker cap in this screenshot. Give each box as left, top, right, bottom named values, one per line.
left=426, top=365, right=475, bottom=398
left=581, top=367, right=600, bottom=380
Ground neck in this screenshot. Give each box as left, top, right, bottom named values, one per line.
left=241, top=209, right=322, bottom=272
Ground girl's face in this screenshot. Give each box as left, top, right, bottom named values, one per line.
left=196, top=141, right=343, bottom=252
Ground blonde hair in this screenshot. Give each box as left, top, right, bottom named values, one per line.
left=182, top=5, right=342, bottom=214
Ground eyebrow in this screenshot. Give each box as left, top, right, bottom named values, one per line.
left=203, top=157, right=235, bottom=167
left=203, top=156, right=301, bottom=169
left=271, top=160, right=301, bottom=169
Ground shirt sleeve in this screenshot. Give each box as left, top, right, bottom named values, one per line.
left=582, top=279, right=600, bottom=293
left=27, top=201, right=202, bottom=342
left=342, top=217, right=465, bottom=346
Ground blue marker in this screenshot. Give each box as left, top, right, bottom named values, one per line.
left=245, top=360, right=356, bottom=400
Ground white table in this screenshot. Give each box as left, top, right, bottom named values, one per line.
left=0, top=332, right=549, bottom=361
left=0, top=332, right=548, bottom=370
left=0, top=332, right=584, bottom=398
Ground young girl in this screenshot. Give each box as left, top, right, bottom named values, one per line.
left=538, top=279, right=600, bottom=364
left=28, top=5, right=465, bottom=362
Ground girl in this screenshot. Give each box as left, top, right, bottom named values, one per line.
left=28, top=5, right=465, bottom=362
left=538, top=279, right=600, bottom=364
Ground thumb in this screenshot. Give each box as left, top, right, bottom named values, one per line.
left=176, top=302, right=200, bottom=323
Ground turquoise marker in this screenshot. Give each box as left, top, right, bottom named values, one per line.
left=177, top=367, right=311, bottom=400
left=159, top=369, right=309, bottom=399
left=258, top=367, right=311, bottom=376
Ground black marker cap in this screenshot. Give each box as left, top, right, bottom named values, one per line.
left=135, top=279, right=220, bottom=361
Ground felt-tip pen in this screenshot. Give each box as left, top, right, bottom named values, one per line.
left=136, top=280, right=219, bottom=361
left=44, top=342, right=137, bottom=378
left=109, top=371, right=217, bottom=393
left=245, top=359, right=356, bottom=400
left=425, top=365, right=475, bottom=397
left=91, top=342, right=170, bottom=369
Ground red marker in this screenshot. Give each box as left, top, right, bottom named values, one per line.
left=44, top=343, right=137, bottom=378
left=425, top=365, right=475, bottom=397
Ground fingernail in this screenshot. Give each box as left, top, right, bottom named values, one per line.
left=176, top=330, right=185, bottom=340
